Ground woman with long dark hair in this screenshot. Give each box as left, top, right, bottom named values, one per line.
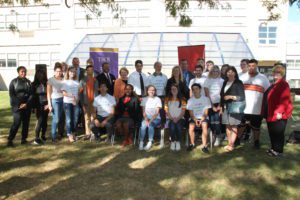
left=47, top=63, right=64, bottom=142
left=220, top=66, right=245, bottom=152
left=164, top=83, right=186, bottom=151
left=32, top=69, right=49, bottom=145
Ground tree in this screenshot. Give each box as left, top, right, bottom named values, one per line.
left=0, top=0, right=299, bottom=29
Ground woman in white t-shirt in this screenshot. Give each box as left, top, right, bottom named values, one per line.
left=164, top=83, right=186, bottom=151
left=61, top=67, right=81, bottom=143
left=47, top=63, right=64, bottom=142
left=203, top=65, right=224, bottom=144
left=139, top=85, right=162, bottom=151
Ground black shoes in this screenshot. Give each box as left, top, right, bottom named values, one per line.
left=266, top=149, right=283, bottom=157
left=201, top=146, right=209, bottom=154
left=7, top=140, right=14, bottom=147
left=186, top=144, right=195, bottom=151
left=254, top=140, right=260, bottom=149
left=21, top=140, right=28, bottom=145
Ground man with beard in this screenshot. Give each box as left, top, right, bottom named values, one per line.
left=239, top=59, right=270, bottom=149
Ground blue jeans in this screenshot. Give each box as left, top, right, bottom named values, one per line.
left=168, top=119, right=184, bottom=142
left=51, top=98, right=63, bottom=139
left=63, top=103, right=79, bottom=136
left=140, top=118, right=161, bottom=142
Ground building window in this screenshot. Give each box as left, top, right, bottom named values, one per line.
left=258, top=25, right=277, bottom=45
left=0, top=59, right=6, bottom=67
left=7, top=59, right=17, bottom=67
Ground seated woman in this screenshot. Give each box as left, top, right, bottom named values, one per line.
left=91, top=83, right=116, bottom=141
left=115, top=84, right=141, bottom=146
left=139, top=85, right=162, bottom=151
left=164, top=83, right=186, bottom=151
left=187, top=83, right=211, bottom=153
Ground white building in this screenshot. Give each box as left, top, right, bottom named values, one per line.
left=0, top=0, right=298, bottom=90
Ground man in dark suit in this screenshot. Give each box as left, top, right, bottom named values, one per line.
left=96, top=62, right=116, bottom=95
left=180, top=59, right=195, bottom=88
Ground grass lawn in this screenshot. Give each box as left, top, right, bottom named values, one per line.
left=0, top=91, right=300, bottom=200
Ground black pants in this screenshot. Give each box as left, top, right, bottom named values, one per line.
left=267, top=120, right=287, bottom=153
left=35, top=106, right=49, bottom=139
left=8, top=107, right=31, bottom=142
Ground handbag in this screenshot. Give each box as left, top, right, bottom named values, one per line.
left=226, top=101, right=246, bottom=114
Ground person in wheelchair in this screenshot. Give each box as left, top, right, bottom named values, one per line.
left=91, top=83, right=116, bottom=141
left=139, top=85, right=162, bottom=151
left=115, top=84, right=141, bottom=146
left=186, top=83, right=211, bottom=153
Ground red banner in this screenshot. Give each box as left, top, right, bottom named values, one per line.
left=178, top=45, right=205, bottom=72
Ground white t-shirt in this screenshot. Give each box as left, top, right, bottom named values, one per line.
left=187, top=96, right=211, bottom=119
left=93, top=94, right=116, bottom=117
left=165, top=98, right=186, bottom=119
left=203, top=77, right=224, bottom=104
left=239, top=73, right=270, bottom=115
left=202, top=71, right=209, bottom=77
left=61, top=80, right=80, bottom=104
left=189, top=76, right=207, bottom=96
left=141, top=96, right=162, bottom=119
left=148, top=73, right=168, bottom=96
left=48, top=77, right=63, bottom=99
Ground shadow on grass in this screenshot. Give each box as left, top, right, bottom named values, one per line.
left=0, top=141, right=295, bottom=200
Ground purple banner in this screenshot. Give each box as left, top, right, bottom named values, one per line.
left=89, top=48, right=119, bottom=78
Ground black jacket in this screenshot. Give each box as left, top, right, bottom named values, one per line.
left=166, top=77, right=189, bottom=100
left=9, top=77, right=33, bottom=112
left=96, top=72, right=116, bottom=95
left=32, top=83, right=48, bottom=108
left=116, top=96, right=141, bottom=124
left=220, top=79, right=245, bottom=107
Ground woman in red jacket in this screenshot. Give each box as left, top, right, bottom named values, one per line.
left=262, top=63, right=293, bottom=157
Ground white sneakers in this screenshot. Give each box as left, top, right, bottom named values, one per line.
left=170, top=141, right=181, bottom=151
left=139, top=141, right=153, bottom=151
left=176, top=141, right=181, bottom=151
left=170, top=142, right=176, bottom=151
left=144, top=141, right=152, bottom=150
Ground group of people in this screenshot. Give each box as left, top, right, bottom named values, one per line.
left=7, top=57, right=293, bottom=157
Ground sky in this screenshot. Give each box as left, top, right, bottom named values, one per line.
left=288, top=2, right=300, bottom=22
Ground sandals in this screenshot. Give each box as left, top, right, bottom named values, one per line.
left=224, top=145, right=234, bottom=152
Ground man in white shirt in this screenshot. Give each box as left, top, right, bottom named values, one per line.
left=149, top=61, right=168, bottom=97
left=91, top=83, right=116, bottom=141
left=128, top=60, right=149, bottom=97
left=239, top=59, right=270, bottom=149
left=189, top=65, right=206, bottom=97
left=186, top=83, right=211, bottom=153
left=203, top=60, right=214, bottom=77
left=238, top=59, right=249, bottom=77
